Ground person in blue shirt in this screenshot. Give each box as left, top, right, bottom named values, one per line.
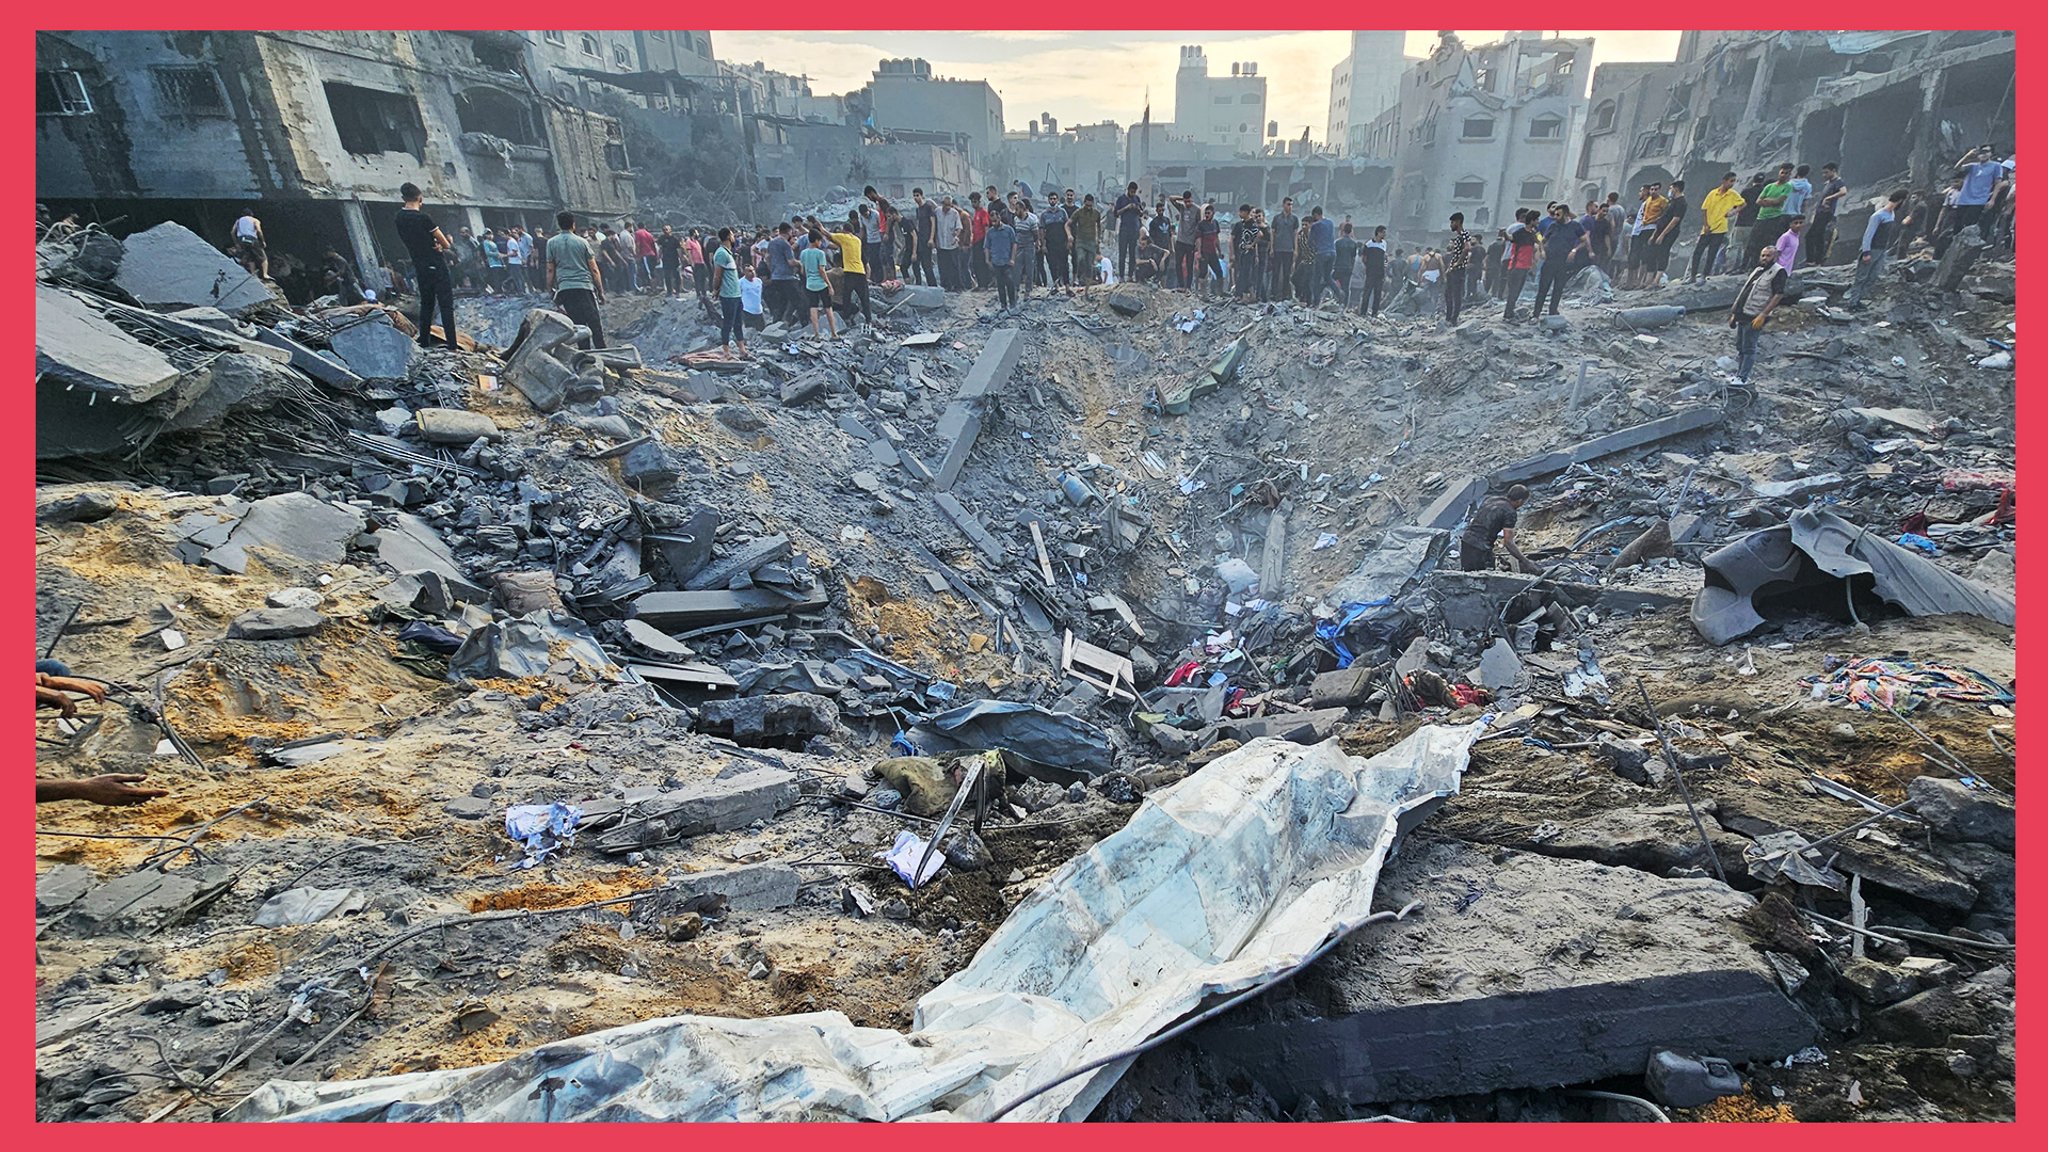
left=1535, top=204, right=1586, bottom=317
left=799, top=227, right=838, bottom=340
left=1783, top=164, right=1813, bottom=218
left=1305, top=207, right=1338, bottom=306
left=1950, top=145, right=2008, bottom=233
left=766, top=223, right=801, bottom=326
left=1846, top=189, right=1907, bottom=309
left=985, top=210, right=1019, bottom=311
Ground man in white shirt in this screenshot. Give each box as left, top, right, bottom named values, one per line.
left=232, top=207, right=268, bottom=279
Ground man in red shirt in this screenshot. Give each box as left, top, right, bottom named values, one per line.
left=634, top=222, right=658, bottom=288
left=969, top=192, right=991, bottom=290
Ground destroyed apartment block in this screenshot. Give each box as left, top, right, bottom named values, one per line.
left=32, top=31, right=2018, bottom=1125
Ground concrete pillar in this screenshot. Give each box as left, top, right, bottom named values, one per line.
left=1909, top=71, right=1946, bottom=190
left=338, top=199, right=380, bottom=282
left=1738, top=49, right=1774, bottom=132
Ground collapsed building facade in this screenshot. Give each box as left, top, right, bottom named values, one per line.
left=1577, top=30, right=2016, bottom=257
left=36, top=31, right=635, bottom=303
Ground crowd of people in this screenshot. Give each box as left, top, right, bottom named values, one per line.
left=199, top=142, right=2012, bottom=370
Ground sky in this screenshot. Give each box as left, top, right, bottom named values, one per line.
left=714, top=30, right=1684, bottom=138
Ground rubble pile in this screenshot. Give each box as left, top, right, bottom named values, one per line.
left=34, top=221, right=2015, bottom=1122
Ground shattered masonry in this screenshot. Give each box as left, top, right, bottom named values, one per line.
left=34, top=115, right=2015, bottom=1123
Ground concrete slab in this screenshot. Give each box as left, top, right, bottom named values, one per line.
left=673, top=864, right=802, bottom=911
left=328, top=317, right=419, bottom=381
left=934, top=328, right=1022, bottom=491
left=933, top=493, right=1008, bottom=565
left=415, top=408, right=500, bottom=445
left=35, top=285, right=183, bottom=402
left=628, top=587, right=830, bottom=629
left=65, top=865, right=238, bottom=936
left=1177, top=838, right=1815, bottom=1108
left=113, top=222, right=276, bottom=313
left=1492, top=407, right=1722, bottom=485
left=684, top=534, right=792, bottom=591
left=373, top=512, right=469, bottom=583
left=589, top=769, right=801, bottom=853
left=1220, top=708, right=1347, bottom=744
left=203, top=492, right=364, bottom=576
left=1415, top=474, right=1487, bottom=531
left=226, top=607, right=326, bottom=639
left=257, top=326, right=366, bottom=388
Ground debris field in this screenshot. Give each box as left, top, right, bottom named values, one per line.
left=33, top=217, right=2016, bottom=1122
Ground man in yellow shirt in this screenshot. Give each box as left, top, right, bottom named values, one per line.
left=826, top=214, right=870, bottom=329
left=1688, top=172, right=1746, bottom=282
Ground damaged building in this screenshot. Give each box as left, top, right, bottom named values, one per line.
left=1380, top=32, right=1593, bottom=241
left=1576, top=30, right=2016, bottom=259
left=36, top=31, right=635, bottom=302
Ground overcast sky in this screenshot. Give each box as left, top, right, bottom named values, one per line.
left=714, top=30, right=1684, bottom=136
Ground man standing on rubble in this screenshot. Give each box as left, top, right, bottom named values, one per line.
left=936, top=194, right=965, bottom=291
left=1307, top=206, right=1337, bottom=306
left=1648, top=180, right=1687, bottom=286
left=1775, top=214, right=1805, bottom=274
left=1443, top=212, right=1473, bottom=325
left=1333, top=221, right=1360, bottom=308
left=911, top=188, right=940, bottom=287
left=1809, top=163, right=1848, bottom=264
left=1269, top=196, right=1299, bottom=301
left=1460, top=486, right=1537, bottom=573
left=1072, top=194, right=1103, bottom=287
left=1501, top=209, right=1537, bottom=321
left=767, top=222, right=802, bottom=325
left=1846, top=189, right=1907, bottom=310
left=986, top=208, right=1018, bottom=310
left=232, top=206, right=269, bottom=280
left=545, top=209, right=606, bottom=350
left=1360, top=225, right=1389, bottom=316
left=1534, top=204, right=1584, bottom=317
left=1688, top=173, right=1745, bottom=284
left=710, top=226, right=748, bottom=359
left=1114, top=182, right=1145, bottom=281
left=1730, top=244, right=1786, bottom=383
left=969, top=192, right=991, bottom=289
left=1172, top=190, right=1201, bottom=290
left=395, top=183, right=458, bottom=350
left=1940, top=145, right=2009, bottom=257
left=1753, top=164, right=1796, bottom=262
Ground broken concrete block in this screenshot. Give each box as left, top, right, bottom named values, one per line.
left=697, top=692, right=839, bottom=744
left=327, top=317, right=419, bottom=381
left=1220, top=708, right=1347, bottom=744
left=1907, top=776, right=2014, bottom=852
left=1491, top=407, right=1722, bottom=485
left=934, top=328, right=1023, bottom=492
left=444, top=797, right=492, bottom=820
left=1474, top=638, right=1525, bottom=691
left=780, top=374, right=827, bottom=406
left=1935, top=226, right=1987, bottom=290
left=494, top=570, right=565, bottom=615
left=374, top=511, right=469, bottom=583
left=591, top=768, right=801, bottom=853
left=1415, top=474, right=1486, bottom=531
left=1840, top=958, right=1923, bottom=1006
left=36, top=865, right=96, bottom=916
left=415, top=408, right=500, bottom=445
left=155, top=351, right=303, bottom=435
left=226, top=607, right=325, bottom=640
left=203, top=492, right=364, bottom=576
left=1175, top=838, right=1815, bottom=1108
left=932, top=493, right=1008, bottom=565
left=684, top=535, right=792, bottom=591
left=36, top=489, right=120, bottom=525
left=35, top=284, right=183, bottom=402
left=621, top=440, right=679, bottom=491
left=65, top=865, right=238, bottom=935
left=256, top=325, right=365, bottom=387
left=113, top=222, right=276, bottom=313
left=628, top=587, right=830, bottom=629
left=674, top=864, right=801, bottom=912
left=882, top=284, right=946, bottom=310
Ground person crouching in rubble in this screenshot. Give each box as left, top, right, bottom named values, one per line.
left=1460, top=486, right=1540, bottom=574
left=36, top=664, right=169, bottom=806
left=1729, top=245, right=1788, bottom=384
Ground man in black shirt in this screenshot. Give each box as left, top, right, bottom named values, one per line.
left=657, top=225, right=683, bottom=296
left=1114, top=182, right=1146, bottom=280
left=1461, top=486, right=1536, bottom=573
left=1650, top=180, right=1688, bottom=283
left=1360, top=226, right=1388, bottom=317
left=395, top=182, right=457, bottom=349
left=1333, top=223, right=1360, bottom=308
left=1268, top=197, right=1299, bottom=302
left=1809, top=162, right=1847, bottom=265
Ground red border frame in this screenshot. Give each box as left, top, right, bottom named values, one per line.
left=13, top=9, right=2036, bottom=1140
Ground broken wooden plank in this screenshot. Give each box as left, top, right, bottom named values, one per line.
left=1029, top=522, right=1056, bottom=587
